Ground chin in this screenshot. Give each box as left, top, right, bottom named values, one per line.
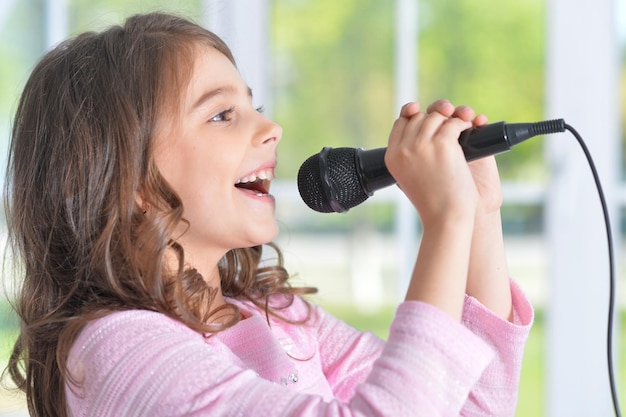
left=262, top=228, right=280, bottom=244
left=248, top=225, right=280, bottom=247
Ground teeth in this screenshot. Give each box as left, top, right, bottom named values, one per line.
left=236, top=168, right=274, bottom=184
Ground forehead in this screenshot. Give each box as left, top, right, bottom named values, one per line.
left=184, top=46, right=248, bottom=111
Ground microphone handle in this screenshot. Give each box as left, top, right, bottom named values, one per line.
left=460, top=119, right=567, bottom=160
left=356, top=147, right=395, bottom=195
left=459, top=121, right=511, bottom=161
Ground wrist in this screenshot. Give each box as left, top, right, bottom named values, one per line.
left=422, top=209, right=476, bottom=236
left=474, top=206, right=502, bottom=225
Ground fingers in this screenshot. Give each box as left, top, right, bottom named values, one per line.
left=399, top=102, right=420, bottom=118
left=392, top=100, right=485, bottom=148
left=452, top=106, right=488, bottom=128
left=451, top=105, right=475, bottom=121
left=426, top=99, right=455, bottom=117
left=404, top=109, right=471, bottom=148
left=389, top=108, right=419, bottom=147
left=407, top=111, right=449, bottom=144
left=473, top=113, right=488, bottom=127
left=425, top=99, right=488, bottom=127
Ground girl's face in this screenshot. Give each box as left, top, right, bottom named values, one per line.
left=154, top=46, right=282, bottom=275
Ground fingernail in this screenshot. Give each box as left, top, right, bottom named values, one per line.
left=401, top=102, right=417, bottom=115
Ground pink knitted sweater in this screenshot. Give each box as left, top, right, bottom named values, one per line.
left=66, top=280, right=532, bottom=416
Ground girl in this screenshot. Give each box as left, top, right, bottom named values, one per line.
left=4, top=12, right=532, bottom=417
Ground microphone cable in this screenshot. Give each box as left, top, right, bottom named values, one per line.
left=565, top=123, right=621, bottom=417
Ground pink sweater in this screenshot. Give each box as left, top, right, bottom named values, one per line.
left=66, top=280, right=533, bottom=416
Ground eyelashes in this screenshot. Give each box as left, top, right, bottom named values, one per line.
left=209, top=105, right=265, bottom=123
left=209, top=107, right=235, bottom=123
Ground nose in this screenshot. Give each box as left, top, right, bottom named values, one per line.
left=254, top=112, right=282, bottom=146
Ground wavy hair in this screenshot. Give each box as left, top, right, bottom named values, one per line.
left=3, top=12, right=315, bottom=417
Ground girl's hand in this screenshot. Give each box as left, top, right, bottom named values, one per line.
left=385, top=101, right=479, bottom=230
left=426, top=99, right=503, bottom=216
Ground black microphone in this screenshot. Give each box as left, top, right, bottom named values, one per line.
left=297, top=119, right=566, bottom=213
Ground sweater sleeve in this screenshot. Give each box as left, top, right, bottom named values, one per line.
left=460, top=279, right=534, bottom=416
left=315, top=278, right=533, bottom=416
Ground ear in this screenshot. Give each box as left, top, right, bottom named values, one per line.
left=135, top=194, right=150, bottom=214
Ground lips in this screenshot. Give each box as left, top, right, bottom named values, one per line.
left=235, top=167, right=274, bottom=195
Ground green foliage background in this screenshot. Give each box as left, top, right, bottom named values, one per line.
left=271, top=0, right=547, bottom=181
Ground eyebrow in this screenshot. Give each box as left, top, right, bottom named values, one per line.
left=191, top=85, right=254, bottom=111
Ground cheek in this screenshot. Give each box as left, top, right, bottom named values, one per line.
left=172, top=157, right=233, bottom=220
left=153, top=131, right=242, bottom=217
left=155, top=141, right=204, bottom=192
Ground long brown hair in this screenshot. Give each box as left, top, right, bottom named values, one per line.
left=3, top=12, right=314, bottom=417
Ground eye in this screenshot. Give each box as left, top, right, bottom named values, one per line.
left=209, top=107, right=235, bottom=123
left=255, top=105, right=265, bottom=114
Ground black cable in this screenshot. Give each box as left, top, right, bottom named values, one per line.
left=565, top=123, right=621, bottom=417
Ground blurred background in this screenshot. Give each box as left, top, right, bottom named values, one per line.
left=0, top=0, right=624, bottom=416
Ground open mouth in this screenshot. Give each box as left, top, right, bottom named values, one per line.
left=235, top=168, right=274, bottom=196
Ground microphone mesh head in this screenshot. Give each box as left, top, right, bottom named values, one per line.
left=297, top=147, right=370, bottom=213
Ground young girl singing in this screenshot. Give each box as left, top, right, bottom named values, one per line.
left=4, top=12, right=533, bottom=417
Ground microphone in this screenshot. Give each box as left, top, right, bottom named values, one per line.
left=297, top=119, right=566, bottom=213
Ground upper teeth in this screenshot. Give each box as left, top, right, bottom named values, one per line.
left=236, top=168, right=274, bottom=184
